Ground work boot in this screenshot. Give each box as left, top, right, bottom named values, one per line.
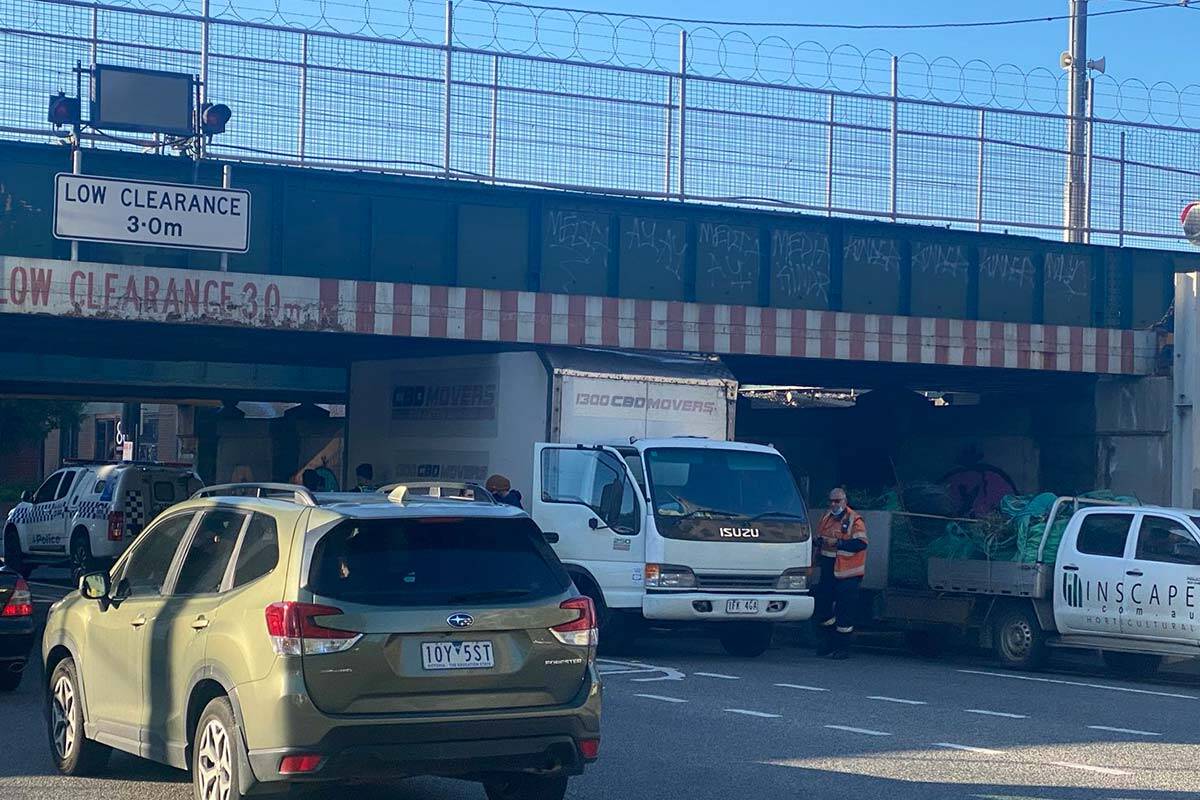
left=814, top=625, right=835, bottom=657
left=828, top=630, right=852, bottom=660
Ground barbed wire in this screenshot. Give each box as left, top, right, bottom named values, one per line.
left=12, top=0, right=1200, bottom=126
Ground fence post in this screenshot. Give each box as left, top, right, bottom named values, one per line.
left=664, top=76, right=673, bottom=196
left=889, top=55, right=899, bottom=223
left=1084, top=77, right=1095, bottom=243
left=89, top=5, right=98, bottom=70
left=298, top=33, right=308, bottom=162
left=199, top=0, right=210, bottom=114
left=1118, top=131, right=1127, bottom=247
left=677, top=30, right=687, bottom=201
left=976, top=108, right=985, bottom=232
left=220, top=164, right=231, bottom=271
left=443, top=0, right=453, bottom=177
left=489, top=54, right=499, bottom=181
left=825, top=93, right=835, bottom=216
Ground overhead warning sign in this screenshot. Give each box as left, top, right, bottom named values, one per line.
left=54, top=173, right=251, bottom=253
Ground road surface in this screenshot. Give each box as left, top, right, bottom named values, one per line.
left=3, top=574, right=1198, bottom=800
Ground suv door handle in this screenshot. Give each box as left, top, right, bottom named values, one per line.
left=542, top=531, right=560, bottom=544
left=1126, top=569, right=1144, bottom=577
left=1062, top=565, right=1079, bottom=572
left=191, top=616, right=210, bottom=630
left=130, top=614, right=147, bottom=628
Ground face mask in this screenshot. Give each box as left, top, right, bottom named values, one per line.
left=830, top=503, right=845, bottom=517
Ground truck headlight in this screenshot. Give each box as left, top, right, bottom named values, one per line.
left=644, top=564, right=696, bottom=589
left=776, top=567, right=812, bottom=591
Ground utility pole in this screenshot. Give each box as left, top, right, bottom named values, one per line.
left=1063, top=0, right=1088, bottom=243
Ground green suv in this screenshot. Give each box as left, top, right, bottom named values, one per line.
left=42, top=482, right=601, bottom=800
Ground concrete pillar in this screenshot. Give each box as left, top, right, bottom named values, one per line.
left=1172, top=273, right=1197, bottom=506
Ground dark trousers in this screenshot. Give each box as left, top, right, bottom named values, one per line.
left=813, top=556, right=862, bottom=652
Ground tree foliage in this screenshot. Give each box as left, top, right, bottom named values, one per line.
left=0, top=399, right=84, bottom=445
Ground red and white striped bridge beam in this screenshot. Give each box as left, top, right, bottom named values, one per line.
left=0, top=257, right=1156, bottom=375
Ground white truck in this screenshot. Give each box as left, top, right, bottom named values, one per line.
left=348, top=348, right=815, bottom=656
left=866, top=497, right=1200, bottom=676
left=3, top=460, right=202, bottom=580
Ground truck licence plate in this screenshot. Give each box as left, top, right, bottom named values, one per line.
left=726, top=599, right=760, bottom=615
left=421, top=641, right=495, bottom=670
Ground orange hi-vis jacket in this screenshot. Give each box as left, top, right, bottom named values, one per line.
left=816, top=507, right=868, bottom=579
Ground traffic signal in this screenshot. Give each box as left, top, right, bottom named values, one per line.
left=1183, top=202, right=1200, bottom=248
left=47, top=92, right=80, bottom=127
left=200, top=102, right=232, bottom=135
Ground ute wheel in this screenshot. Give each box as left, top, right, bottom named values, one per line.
left=47, top=658, right=111, bottom=776
left=1102, top=651, right=1162, bottom=679
left=193, top=696, right=247, bottom=800
left=0, top=664, right=23, bottom=692
left=484, top=774, right=568, bottom=800
left=992, top=604, right=1047, bottom=671
left=719, top=622, right=774, bottom=658
left=4, top=528, right=33, bottom=579
left=69, top=530, right=93, bottom=584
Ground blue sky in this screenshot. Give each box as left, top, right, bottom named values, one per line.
left=519, top=0, right=1195, bottom=88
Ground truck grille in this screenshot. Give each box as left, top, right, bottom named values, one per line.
left=695, top=573, right=779, bottom=591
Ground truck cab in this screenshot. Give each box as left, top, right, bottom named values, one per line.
left=1053, top=505, right=1200, bottom=651
left=532, top=437, right=814, bottom=657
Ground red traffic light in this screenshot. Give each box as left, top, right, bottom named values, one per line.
left=47, top=92, right=80, bottom=127
left=201, top=102, right=232, bottom=135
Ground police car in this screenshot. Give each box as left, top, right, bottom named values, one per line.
left=3, top=461, right=202, bottom=579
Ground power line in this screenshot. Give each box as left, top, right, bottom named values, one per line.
left=476, top=0, right=1184, bottom=30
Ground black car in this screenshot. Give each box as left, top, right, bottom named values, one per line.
left=0, top=565, right=33, bottom=691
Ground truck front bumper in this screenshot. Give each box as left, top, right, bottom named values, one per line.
left=643, top=592, right=813, bottom=622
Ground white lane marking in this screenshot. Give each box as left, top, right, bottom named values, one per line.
left=966, top=709, right=1028, bottom=719
left=868, top=696, right=927, bottom=705
left=725, top=709, right=781, bottom=718
left=934, top=743, right=1003, bottom=755
left=597, top=658, right=685, bottom=682
left=1087, top=725, right=1162, bottom=737
left=634, top=694, right=687, bottom=704
left=775, top=683, right=829, bottom=692
left=1051, top=761, right=1132, bottom=777
left=695, top=672, right=741, bottom=680
left=959, top=668, right=1198, bottom=700
left=824, top=725, right=892, bottom=737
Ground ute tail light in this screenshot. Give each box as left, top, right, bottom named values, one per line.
left=1, top=577, right=33, bottom=618
left=107, top=511, right=124, bottom=541
left=551, top=596, right=598, bottom=658
left=264, top=602, right=361, bottom=656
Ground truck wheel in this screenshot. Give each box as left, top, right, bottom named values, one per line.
left=719, top=622, right=774, bottom=658
left=574, top=578, right=633, bottom=655
left=992, top=605, right=1047, bottom=670
left=1102, top=651, right=1162, bottom=679
left=68, top=531, right=93, bottom=584
left=3, top=528, right=33, bottom=579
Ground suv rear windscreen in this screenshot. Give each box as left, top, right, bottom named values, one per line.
left=308, top=517, right=571, bottom=606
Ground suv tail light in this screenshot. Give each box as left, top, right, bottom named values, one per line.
left=264, top=602, right=361, bottom=656
left=107, top=511, right=124, bottom=541
left=1, top=578, right=32, bottom=618
left=551, top=596, right=598, bottom=658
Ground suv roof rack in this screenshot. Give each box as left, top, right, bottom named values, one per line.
left=192, top=482, right=318, bottom=507
left=62, top=458, right=197, bottom=469
left=378, top=481, right=497, bottom=505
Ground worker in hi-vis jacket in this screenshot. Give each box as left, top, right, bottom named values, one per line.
left=813, top=487, right=868, bottom=660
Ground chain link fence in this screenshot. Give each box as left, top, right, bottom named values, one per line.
left=2, top=0, right=1197, bottom=250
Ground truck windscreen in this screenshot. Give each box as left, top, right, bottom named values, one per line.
left=645, top=448, right=810, bottom=543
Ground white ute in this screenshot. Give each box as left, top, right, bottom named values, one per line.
left=3, top=461, right=202, bottom=579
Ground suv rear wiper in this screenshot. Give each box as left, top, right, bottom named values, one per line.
left=445, top=589, right=533, bottom=604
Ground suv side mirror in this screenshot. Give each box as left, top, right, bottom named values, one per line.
left=79, top=571, right=111, bottom=601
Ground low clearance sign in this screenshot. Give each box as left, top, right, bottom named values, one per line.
left=0, top=259, right=321, bottom=328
